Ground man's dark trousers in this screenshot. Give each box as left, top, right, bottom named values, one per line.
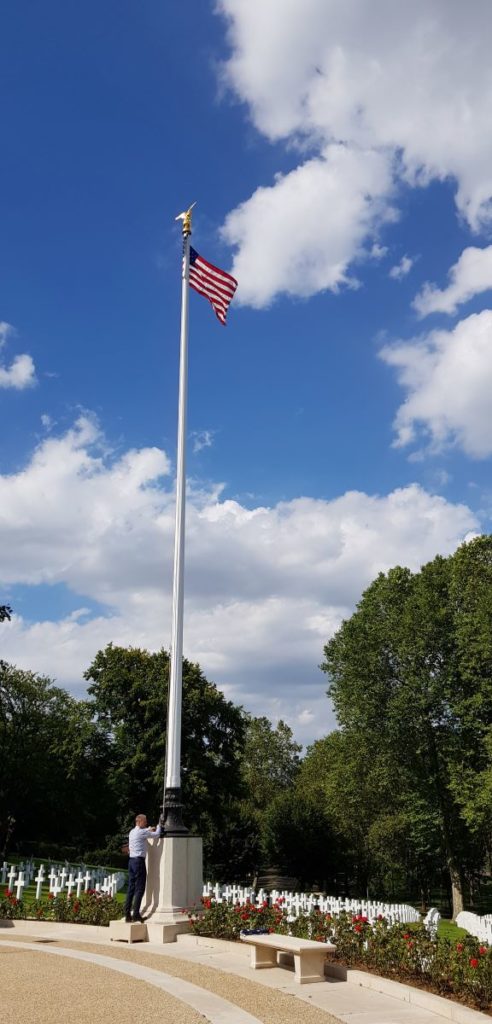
left=125, top=856, right=146, bottom=920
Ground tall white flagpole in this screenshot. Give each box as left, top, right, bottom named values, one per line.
left=161, top=203, right=195, bottom=836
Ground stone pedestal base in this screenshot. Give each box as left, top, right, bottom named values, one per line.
left=109, top=920, right=147, bottom=944
left=141, top=835, right=203, bottom=943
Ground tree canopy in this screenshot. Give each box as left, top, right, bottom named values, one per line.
left=321, top=535, right=492, bottom=918
left=84, top=643, right=247, bottom=872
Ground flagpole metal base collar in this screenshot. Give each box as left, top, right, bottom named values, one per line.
left=160, top=787, right=189, bottom=837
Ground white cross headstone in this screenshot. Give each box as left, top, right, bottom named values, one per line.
left=83, top=870, right=92, bottom=892
left=66, top=873, right=75, bottom=897
left=52, top=875, right=63, bottom=896
left=14, top=872, right=26, bottom=901
left=7, top=865, right=17, bottom=892
left=59, top=867, right=68, bottom=890
left=48, top=868, right=58, bottom=893
left=75, top=871, right=84, bottom=897
left=35, top=865, right=45, bottom=899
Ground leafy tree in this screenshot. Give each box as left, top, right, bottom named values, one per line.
left=261, top=785, right=339, bottom=889
left=0, top=662, right=114, bottom=856
left=241, top=716, right=302, bottom=814
left=299, top=732, right=443, bottom=903
left=84, top=644, right=247, bottom=874
left=234, top=716, right=302, bottom=878
left=322, top=537, right=492, bottom=918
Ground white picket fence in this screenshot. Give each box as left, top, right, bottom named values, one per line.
left=203, top=883, right=421, bottom=925
left=1, top=859, right=125, bottom=901
left=456, top=911, right=492, bottom=944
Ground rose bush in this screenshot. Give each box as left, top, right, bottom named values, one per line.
left=0, top=887, right=120, bottom=926
left=188, top=900, right=492, bottom=1010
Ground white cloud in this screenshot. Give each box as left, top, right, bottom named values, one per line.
left=0, top=322, right=14, bottom=349
left=370, top=243, right=388, bottom=261
left=217, top=1, right=492, bottom=305
left=389, top=255, right=414, bottom=281
left=414, top=245, right=492, bottom=316
left=222, top=144, right=395, bottom=307
left=0, top=353, right=36, bottom=390
left=380, top=309, right=492, bottom=457
left=192, top=430, right=215, bottom=454
left=0, top=321, right=36, bottom=389
left=0, top=418, right=477, bottom=742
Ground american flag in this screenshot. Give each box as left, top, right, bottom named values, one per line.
left=188, top=246, right=238, bottom=325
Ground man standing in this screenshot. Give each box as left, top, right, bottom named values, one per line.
left=124, top=813, right=161, bottom=923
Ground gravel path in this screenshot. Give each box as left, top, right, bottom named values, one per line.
left=0, top=935, right=342, bottom=1024
left=0, top=943, right=204, bottom=1024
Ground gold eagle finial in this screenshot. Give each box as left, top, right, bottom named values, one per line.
left=175, top=202, right=196, bottom=237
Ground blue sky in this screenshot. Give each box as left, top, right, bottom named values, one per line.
left=2, top=1, right=492, bottom=744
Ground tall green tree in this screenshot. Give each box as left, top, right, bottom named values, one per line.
left=84, top=644, right=247, bottom=874
left=240, top=716, right=302, bottom=815
left=299, top=732, right=442, bottom=902
left=261, top=784, right=339, bottom=889
left=0, top=661, right=114, bottom=855
left=322, top=537, right=492, bottom=918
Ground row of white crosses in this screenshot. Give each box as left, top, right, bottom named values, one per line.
left=456, top=911, right=492, bottom=945
left=1, top=861, right=125, bottom=901
left=202, top=883, right=422, bottom=926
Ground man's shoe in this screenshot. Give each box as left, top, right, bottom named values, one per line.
left=125, top=915, right=132, bottom=923
left=133, top=915, right=144, bottom=923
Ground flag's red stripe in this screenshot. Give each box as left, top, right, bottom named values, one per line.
left=193, top=253, right=237, bottom=288
left=189, top=283, right=226, bottom=323
left=191, top=263, right=237, bottom=300
left=189, top=271, right=231, bottom=307
left=189, top=279, right=228, bottom=316
left=189, top=275, right=233, bottom=307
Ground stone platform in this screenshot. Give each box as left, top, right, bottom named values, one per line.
left=109, top=919, right=147, bottom=943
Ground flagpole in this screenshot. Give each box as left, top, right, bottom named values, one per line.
left=161, top=204, right=195, bottom=836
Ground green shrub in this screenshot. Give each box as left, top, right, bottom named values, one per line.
left=0, top=887, right=121, bottom=927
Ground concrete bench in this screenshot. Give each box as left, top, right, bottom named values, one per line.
left=240, top=932, right=336, bottom=984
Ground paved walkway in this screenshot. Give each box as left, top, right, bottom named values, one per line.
left=0, top=925, right=483, bottom=1024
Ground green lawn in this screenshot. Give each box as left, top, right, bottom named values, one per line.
left=437, top=919, right=468, bottom=942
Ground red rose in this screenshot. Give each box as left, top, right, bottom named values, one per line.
left=479, top=946, right=487, bottom=955
left=5, top=890, right=12, bottom=898
left=470, top=958, right=479, bottom=969
left=354, top=924, right=362, bottom=933
left=407, top=941, right=414, bottom=949
left=48, top=893, right=54, bottom=900
left=403, top=933, right=410, bottom=940
left=456, top=943, right=464, bottom=953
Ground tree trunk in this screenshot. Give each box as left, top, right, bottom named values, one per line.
left=450, top=864, right=465, bottom=920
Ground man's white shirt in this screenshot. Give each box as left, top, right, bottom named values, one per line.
left=128, top=824, right=161, bottom=858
